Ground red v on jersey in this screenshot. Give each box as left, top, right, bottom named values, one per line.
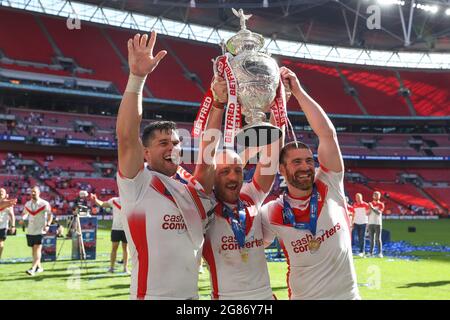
left=269, top=180, right=328, bottom=226
left=149, top=176, right=176, bottom=206
left=112, top=200, right=121, bottom=210
left=26, top=205, right=47, bottom=216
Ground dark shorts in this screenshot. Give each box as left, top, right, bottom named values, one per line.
left=0, top=228, right=7, bottom=241
left=111, top=230, right=127, bottom=243
left=26, top=234, right=43, bottom=247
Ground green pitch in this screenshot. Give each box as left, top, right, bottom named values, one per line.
left=0, top=220, right=449, bottom=300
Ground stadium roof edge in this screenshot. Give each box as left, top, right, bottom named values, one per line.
left=2, top=0, right=450, bottom=70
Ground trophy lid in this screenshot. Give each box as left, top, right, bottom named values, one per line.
left=226, top=8, right=265, bottom=55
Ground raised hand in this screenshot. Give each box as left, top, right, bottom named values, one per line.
left=127, top=31, right=167, bottom=77
left=280, top=66, right=302, bottom=98
left=0, top=198, right=16, bottom=210
left=211, top=75, right=228, bottom=104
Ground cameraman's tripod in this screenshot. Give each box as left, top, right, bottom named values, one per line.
left=52, top=210, right=89, bottom=274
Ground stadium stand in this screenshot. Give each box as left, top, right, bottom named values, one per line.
left=0, top=7, right=448, bottom=220
left=1, top=7, right=449, bottom=116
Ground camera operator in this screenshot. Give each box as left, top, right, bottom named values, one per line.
left=66, top=190, right=92, bottom=238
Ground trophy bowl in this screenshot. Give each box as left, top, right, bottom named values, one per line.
left=225, top=15, right=283, bottom=148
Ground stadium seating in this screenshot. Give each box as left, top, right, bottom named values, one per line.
left=0, top=9, right=54, bottom=64
left=281, top=59, right=363, bottom=115
left=367, top=182, right=436, bottom=209
left=105, top=28, right=205, bottom=101
left=40, top=16, right=128, bottom=92
left=163, top=37, right=221, bottom=91
left=400, top=70, right=450, bottom=116
left=1, top=7, right=449, bottom=116
left=341, top=66, right=411, bottom=116
left=423, top=188, right=449, bottom=210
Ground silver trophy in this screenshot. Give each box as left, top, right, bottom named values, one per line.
left=226, top=8, right=283, bottom=147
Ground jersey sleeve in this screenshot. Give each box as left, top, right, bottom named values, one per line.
left=240, top=178, right=269, bottom=209
left=260, top=203, right=276, bottom=247
left=116, top=166, right=152, bottom=206
left=315, top=164, right=346, bottom=205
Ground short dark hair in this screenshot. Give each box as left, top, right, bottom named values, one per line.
left=142, top=121, right=177, bottom=147
left=279, top=141, right=311, bottom=164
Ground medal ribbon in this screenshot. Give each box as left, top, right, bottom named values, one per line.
left=221, top=200, right=247, bottom=249
left=282, top=184, right=319, bottom=236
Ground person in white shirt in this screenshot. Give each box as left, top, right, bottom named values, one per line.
left=91, top=194, right=129, bottom=273
left=22, top=186, right=52, bottom=276
left=352, top=193, right=370, bottom=257
left=193, top=73, right=283, bottom=299
left=0, top=188, right=16, bottom=260
left=368, top=191, right=385, bottom=258
left=261, top=67, right=360, bottom=300
left=116, top=31, right=215, bottom=299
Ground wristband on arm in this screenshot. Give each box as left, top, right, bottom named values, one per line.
left=125, top=73, right=147, bottom=94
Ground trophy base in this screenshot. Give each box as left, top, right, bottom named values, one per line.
left=235, top=123, right=283, bottom=148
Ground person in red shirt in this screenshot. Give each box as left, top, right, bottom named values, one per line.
left=352, top=193, right=370, bottom=257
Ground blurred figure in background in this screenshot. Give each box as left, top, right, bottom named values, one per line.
left=368, top=191, right=385, bottom=258
left=0, top=188, right=16, bottom=260
left=352, top=193, right=370, bottom=257
left=91, top=194, right=129, bottom=274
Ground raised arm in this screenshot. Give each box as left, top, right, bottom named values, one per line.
left=251, top=114, right=284, bottom=193
left=116, top=31, right=167, bottom=179
left=369, top=202, right=384, bottom=215
left=193, top=76, right=227, bottom=194
left=0, top=198, right=16, bottom=211
left=90, top=193, right=112, bottom=209
left=280, top=67, right=343, bottom=173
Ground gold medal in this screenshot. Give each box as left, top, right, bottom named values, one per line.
left=308, top=238, right=321, bottom=253
left=240, top=250, right=249, bottom=263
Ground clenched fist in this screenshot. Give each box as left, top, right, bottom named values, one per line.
left=280, top=66, right=303, bottom=98
left=211, top=75, right=228, bottom=104
left=128, top=31, right=167, bottom=77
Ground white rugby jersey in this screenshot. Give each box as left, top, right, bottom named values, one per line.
left=117, top=166, right=215, bottom=300
left=203, top=179, right=273, bottom=300
left=0, top=207, right=13, bottom=229
left=353, top=202, right=370, bottom=225
left=261, top=165, right=360, bottom=300
left=24, top=198, right=51, bottom=235
left=368, top=201, right=384, bottom=225
left=106, top=197, right=124, bottom=231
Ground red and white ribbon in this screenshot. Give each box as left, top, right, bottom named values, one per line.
left=220, top=54, right=242, bottom=147
left=176, top=166, right=205, bottom=193
left=270, top=76, right=288, bottom=130
left=192, top=88, right=214, bottom=139
left=192, top=54, right=242, bottom=148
